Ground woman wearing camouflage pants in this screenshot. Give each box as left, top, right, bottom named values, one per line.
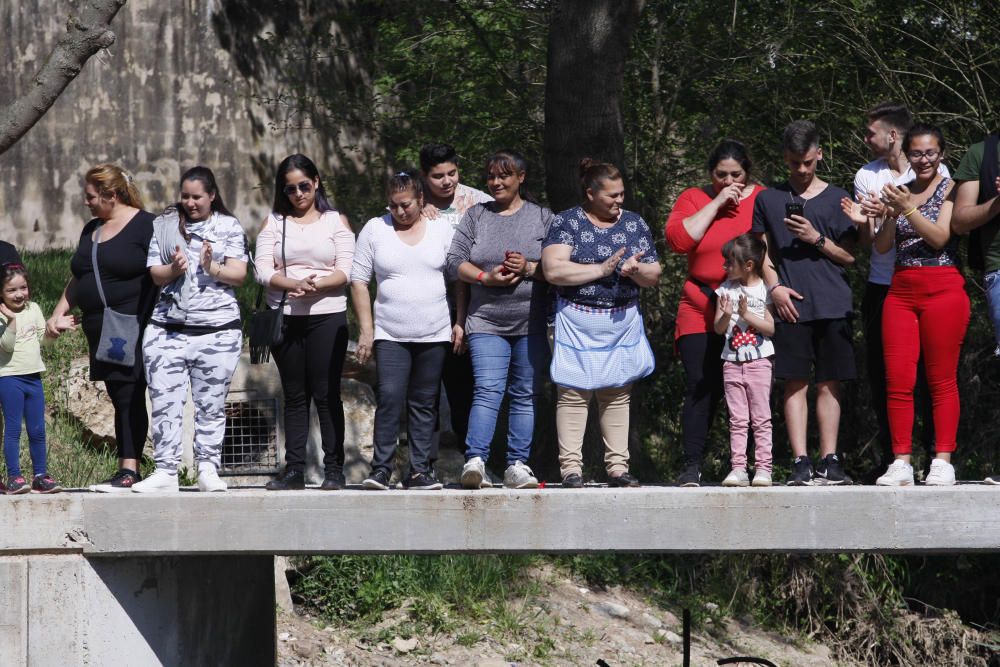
left=132, top=166, right=248, bottom=493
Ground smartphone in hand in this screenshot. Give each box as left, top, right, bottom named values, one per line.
left=785, top=202, right=804, bottom=219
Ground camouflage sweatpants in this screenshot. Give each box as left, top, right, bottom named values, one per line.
left=142, top=325, right=242, bottom=471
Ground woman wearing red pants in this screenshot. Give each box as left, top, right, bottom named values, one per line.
left=875, top=124, right=968, bottom=486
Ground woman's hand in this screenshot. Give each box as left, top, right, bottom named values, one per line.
left=840, top=197, right=868, bottom=226
left=714, top=182, right=745, bottom=209
left=503, top=251, right=528, bottom=277
left=355, top=329, right=374, bottom=365
left=484, top=264, right=521, bottom=287
left=45, top=313, right=78, bottom=338
left=619, top=251, right=645, bottom=278
left=859, top=192, right=887, bottom=219
left=599, top=247, right=627, bottom=277
left=288, top=274, right=318, bottom=298
left=881, top=183, right=913, bottom=217
left=451, top=323, right=466, bottom=355
left=171, top=244, right=188, bottom=276
left=200, top=241, right=214, bottom=274
left=422, top=203, right=441, bottom=220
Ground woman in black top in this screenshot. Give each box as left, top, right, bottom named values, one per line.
left=47, top=164, right=156, bottom=491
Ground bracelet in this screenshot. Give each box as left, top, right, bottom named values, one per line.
left=767, top=282, right=783, bottom=294
left=902, top=207, right=918, bottom=218
left=475, top=270, right=486, bottom=285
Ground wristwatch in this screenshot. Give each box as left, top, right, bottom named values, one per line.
left=814, top=234, right=826, bottom=249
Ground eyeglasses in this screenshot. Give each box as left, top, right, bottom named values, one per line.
left=387, top=200, right=417, bottom=212
left=907, top=150, right=941, bottom=161
left=283, top=181, right=313, bottom=197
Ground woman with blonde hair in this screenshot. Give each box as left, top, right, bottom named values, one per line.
left=47, top=164, right=157, bottom=492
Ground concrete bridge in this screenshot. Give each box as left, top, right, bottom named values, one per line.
left=2, top=485, right=999, bottom=664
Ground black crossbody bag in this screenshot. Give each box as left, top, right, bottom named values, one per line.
left=248, top=216, right=288, bottom=364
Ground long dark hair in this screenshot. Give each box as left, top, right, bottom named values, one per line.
left=0, top=263, right=29, bottom=300
left=272, top=154, right=335, bottom=217
left=169, top=166, right=234, bottom=241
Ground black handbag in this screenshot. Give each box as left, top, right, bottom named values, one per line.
left=249, top=216, right=288, bottom=364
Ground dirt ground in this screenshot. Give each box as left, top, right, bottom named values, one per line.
left=276, top=565, right=847, bottom=667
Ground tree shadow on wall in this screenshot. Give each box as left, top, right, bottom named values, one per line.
left=211, top=0, right=387, bottom=222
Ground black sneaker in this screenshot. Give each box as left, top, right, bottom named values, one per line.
left=404, top=472, right=443, bottom=490
left=320, top=470, right=346, bottom=491
left=814, top=453, right=852, bottom=486
left=787, top=456, right=814, bottom=486
left=32, top=474, right=63, bottom=494
left=676, top=464, right=701, bottom=487
left=265, top=468, right=305, bottom=491
left=608, top=472, right=640, bottom=488
left=89, top=468, right=142, bottom=493
left=362, top=469, right=391, bottom=490
left=6, top=475, right=29, bottom=495
left=562, top=473, right=584, bottom=488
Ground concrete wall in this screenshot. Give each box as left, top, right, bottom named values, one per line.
left=0, top=0, right=380, bottom=249
left=0, top=554, right=275, bottom=665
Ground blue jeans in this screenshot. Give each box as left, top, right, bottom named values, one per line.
left=465, top=333, right=547, bottom=466
left=984, top=270, right=1000, bottom=355
left=0, top=374, right=47, bottom=477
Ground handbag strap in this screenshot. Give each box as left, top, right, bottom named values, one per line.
left=91, top=224, right=109, bottom=308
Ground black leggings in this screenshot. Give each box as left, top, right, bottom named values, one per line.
left=272, top=312, right=349, bottom=475
left=105, top=378, right=150, bottom=461
left=677, top=332, right=725, bottom=468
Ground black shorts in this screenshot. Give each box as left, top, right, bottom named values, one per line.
left=773, top=318, right=857, bottom=382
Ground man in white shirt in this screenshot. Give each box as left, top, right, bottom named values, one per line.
left=851, top=103, right=948, bottom=479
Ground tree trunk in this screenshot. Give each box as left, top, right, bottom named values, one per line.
left=0, top=0, right=127, bottom=155
left=544, top=0, right=645, bottom=213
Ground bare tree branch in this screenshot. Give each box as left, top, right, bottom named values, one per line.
left=0, top=0, right=127, bottom=155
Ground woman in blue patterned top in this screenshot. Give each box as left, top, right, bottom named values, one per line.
left=541, top=159, right=661, bottom=488
left=874, top=124, right=968, bottom=487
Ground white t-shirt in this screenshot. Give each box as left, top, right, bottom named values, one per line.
left=854, top=158, right=951, bottom=285
left=714, top=279, right=774, bottom=362
left=350, top=216, right=454, bottom=342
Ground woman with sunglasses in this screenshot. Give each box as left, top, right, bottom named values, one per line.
left=46, top=164, right=156, bottom=492
left=874, top=124, right=969, bottom=486
left=351, top=171, right=458, bottom=490
left=131, top=166, right=248, bottom=493
left=256, top=154, right=356, bottom=491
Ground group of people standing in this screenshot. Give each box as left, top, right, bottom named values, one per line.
left=670, top=103, right=999, bottom=488
left=2, top=102, right=998, bottom=493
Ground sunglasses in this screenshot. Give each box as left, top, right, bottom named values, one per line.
left=283, top=181, right=313, bottom=197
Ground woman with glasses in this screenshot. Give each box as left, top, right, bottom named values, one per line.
left=351, top=171, right=459, bottom=490
left=873, top=124, right=969, bottom=487
left=256, top=154, right=356, bottom=491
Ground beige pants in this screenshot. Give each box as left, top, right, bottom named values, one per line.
left=556, top=384, right=632, bottom=477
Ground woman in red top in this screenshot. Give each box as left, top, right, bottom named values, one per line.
left=665, top=140, right=763, bottom=486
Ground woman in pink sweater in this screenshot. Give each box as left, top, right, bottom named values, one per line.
left=255, top=154, right=356, bottom=491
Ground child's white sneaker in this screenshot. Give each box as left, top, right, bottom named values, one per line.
left=924, top=458, right=956, bottom=486
left=131, top=468, right=179, bottom=493
left=721, top=468, right=750, bottom=487
left=197, top=462, right=228, bottom=492
left=876, top=460, right=914, bottom=486
left=751, top=470, right=773, bottom=487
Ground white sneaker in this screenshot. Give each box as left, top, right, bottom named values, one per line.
left=876, top=460, right=914, bottom=486
left=503, top=461, right=539, bottom=489
left=461, top=456, right=490, bottom=489
left=924, top=459, right=956, bottom=486
left=197, top=462, right=228, bottom=492
left=131, top=468, right=179, bottom=493
left=721, top=468, right=750, bottom=487
left=751, top=470, right=773, bottom=487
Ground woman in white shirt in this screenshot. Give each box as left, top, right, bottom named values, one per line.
left=351, top=171, right=461, bottom=490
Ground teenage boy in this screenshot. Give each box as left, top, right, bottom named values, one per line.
left=848, top=103, right=947, bottom=478
left=418, top=144, right=492, bottom=448
left=951, top=132, right=1000, bottom=485
left=752, top=120, right=858, bottom=485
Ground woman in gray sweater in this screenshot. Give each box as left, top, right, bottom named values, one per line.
left=446, top=150, right=553, bottom=489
